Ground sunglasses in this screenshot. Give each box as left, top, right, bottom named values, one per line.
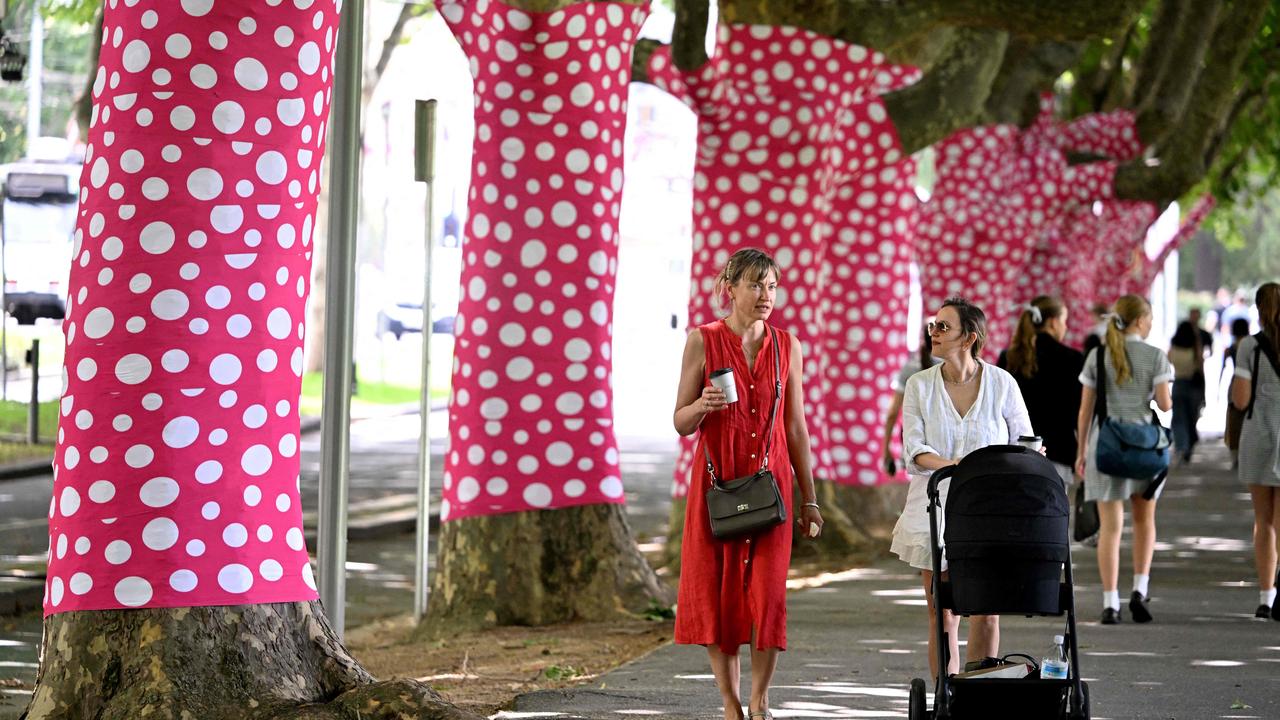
left=926, top=320, right=955, bottom=336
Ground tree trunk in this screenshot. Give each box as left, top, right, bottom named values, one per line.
left=23, top=602, right=479, bottom=720
left=420, top=504, right=671, bottom=634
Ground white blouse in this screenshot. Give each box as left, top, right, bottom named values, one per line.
left=896, top=360, right=1033, bottom=536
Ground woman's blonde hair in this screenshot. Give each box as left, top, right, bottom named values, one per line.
left=1258, top=282, right=1280, bottom=358
left=715, top=248, right=781, bottom=311
left=1104, top=294, right=1150, bottom=384
left=1006, top=295, right=1065, bottom=377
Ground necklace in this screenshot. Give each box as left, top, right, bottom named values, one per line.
left=943, top=364, right=979, bottom=386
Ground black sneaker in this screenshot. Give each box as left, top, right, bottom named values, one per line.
left=1257, top=604, right=1271, bottom=619
left=1130, top=591, right=1153, bottom=623
left=1100, top=607, right=1121, bottom=625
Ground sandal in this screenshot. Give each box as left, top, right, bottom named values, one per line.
left=748, top=712, right=773, bottom=720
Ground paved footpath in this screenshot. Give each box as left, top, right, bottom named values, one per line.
left=515, top=441, right=1280, bottom=720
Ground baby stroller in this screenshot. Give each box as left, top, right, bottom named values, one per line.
left=908, top=445, right=1089, bottom=719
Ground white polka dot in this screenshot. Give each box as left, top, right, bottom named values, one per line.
left=122, top=40, right=151, bottom=73
left=124, top=444, right=155, bottom=469
left=241, top=444, right=272, bottom=476
left=223, top=523, right=249, bottom=547
left=260, top=559, right=284, bottom=581
left=105, top=540, right=132, bottom=565
left=113, top=355, right=153, bottom=387
left=170, top=569, right=198, bottom=592
left=181, top=0, right=213, bottom=16
left=143, top=517, right=179, bottom=551
left=234, top=58, right=269, bottom=90
left=244, top=485, right=262, bottom=507
left=457, top=477, right=481, bottom=503
left=74, top=536, right=90, bottom=555
left=165, top=33, right=192, bottom=59
left=256, top=151, right=287, bottom=184
left=195, top=460, right=223, bottom=484
left=140, top=221, right=176, bottom=253
left=210, top=353, right=243, bottom=385
left=286, top=526, right=305, bottom=551
left=69, top=572, right=92, bottom=595
left=298, top=41, right=320, bottom=74
left=139, top=476, right=180, bottom=507
left=151, top=289, right=190, bottom=321
left=523, top=483, right=553, bottom=508
left=89, top=480, right=116, bottom=503
left=278, top=434, right=298, bottom=457
left=83, top=307, right=114, bottom=339
left=218, top=564, right=254, bottom=593
left=600, top=476, right=624, bottom=498
left=114, top=577, right=153, bottom=607
left=266, top=307, right=291, bottom=338
left=186, top=539, right=206, bottom=556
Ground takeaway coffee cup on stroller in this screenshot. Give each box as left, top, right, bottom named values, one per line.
left=709, top=367, right=738, bottom=404
left=1017, top=435, right=1043, bottom=452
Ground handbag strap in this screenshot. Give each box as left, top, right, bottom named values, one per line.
left=1246, top=332, right=1280, bottom=420
left=1093, top=344, right=1109, bottom=422
left=703, top=325, right=783, bottom=487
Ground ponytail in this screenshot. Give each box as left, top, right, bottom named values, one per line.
left=1258, top=282, right=1280, bottom=358
left=1105, top=294, right=1151, bottom=384
left=1006, top=295, right=1064, bottom=377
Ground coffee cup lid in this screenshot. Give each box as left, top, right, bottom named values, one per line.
left=1018, top=435, right=1041, bottom=441
left=709, top=367, right=733, bottom=378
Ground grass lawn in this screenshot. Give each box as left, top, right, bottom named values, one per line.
left=0, top=399, right=58, bottom=440
left=299, top=373, right=449, bottom=417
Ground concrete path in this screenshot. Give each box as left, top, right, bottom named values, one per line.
left=514, top=441, right=1280, bottom=720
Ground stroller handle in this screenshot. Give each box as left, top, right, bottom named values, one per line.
left=927, top=465, right=956, bottom=503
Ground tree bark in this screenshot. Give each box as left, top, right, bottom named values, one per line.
left=1132, top=0, right=1222, bottom=146
left=1114, top=0, right=1270, bottom=203
left=884, top=27, right=1009, bottom=155
left=420, top=505, right=672, bottom=635
left=22, top=602, right=481, bottom=720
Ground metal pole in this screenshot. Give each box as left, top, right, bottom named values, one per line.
left=317, top=0, right=364, bottom=640
left=26, top=338, right=37, bottom=444
left=412, top=99, right=437, bottom=620
left=25, top=6, right=42, bottom=147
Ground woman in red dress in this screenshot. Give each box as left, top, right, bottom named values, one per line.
left=673, top=248, right=824, bottom=720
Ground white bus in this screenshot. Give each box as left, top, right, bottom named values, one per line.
left=0, top=152, right=80, bottom=324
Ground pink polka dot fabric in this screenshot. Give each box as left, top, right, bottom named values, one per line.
left=916, top=103, right=1119, bottom=350
left=434, top=0, right=649, bottom=521
left=46, top=0, right=338, bottom=615
left=646, top=26, right=920, bottom=495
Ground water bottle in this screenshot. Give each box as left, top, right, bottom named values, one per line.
left=1040, top=635, right=1069, bottom=679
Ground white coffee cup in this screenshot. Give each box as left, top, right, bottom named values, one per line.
left=1017, top=435, right=1043, bottom=452
left=709, top=367, right=738, bottom=404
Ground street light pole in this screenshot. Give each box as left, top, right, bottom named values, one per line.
left=413, top=98, right=437, bottom=621
left=317, top=0, right=364, bottom=640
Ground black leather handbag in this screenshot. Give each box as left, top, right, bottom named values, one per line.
left=704, top=326, right=787, bottom=540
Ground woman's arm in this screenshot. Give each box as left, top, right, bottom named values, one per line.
left=1003, top=376, right=1033, bottom=440
left=1152, top=381, right=1172, bottom=412
left=881, top=390, right=906, bottom=473
left=1074, top=386, right=1096, bottom=477
left=672, top=330, right=725, bottom=436
left=783, top=338, right=823, bottom=536
left=1231, top=376, right=1252, bottom=411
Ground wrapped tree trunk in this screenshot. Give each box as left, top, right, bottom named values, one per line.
left=643, top=22, right=921, bottom=564
left=24, top=2, right=478, bottom=717
left=421, top=0, right=671, bottom=634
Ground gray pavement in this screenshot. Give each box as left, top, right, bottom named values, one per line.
left=514, top=440, right=1280, bottom=720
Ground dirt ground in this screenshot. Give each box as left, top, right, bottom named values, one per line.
left=346, top=614, right=675, bottom=715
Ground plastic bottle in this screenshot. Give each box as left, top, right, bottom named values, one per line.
left=1040, top=635, right=1069, bottom=679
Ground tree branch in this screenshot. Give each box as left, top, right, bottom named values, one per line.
left=884, top=28, right=1009, bottom=155
left=364, top=1, right=424, bottom=92
left=1204, top=87, right=1262, bottom=169
left=1129, top=0, right=1187, bottom=110
left=1134, top=0, right=1223, bottom=147
left=1115, top=0, right=1270, bottom=203
left=981, top=39, right=1083, bottom=126
left=631, top=38, right=660, bottom=84
left=672, top=0, right=710, bottom=71
left=1096, top=20, right=1138, bottom=112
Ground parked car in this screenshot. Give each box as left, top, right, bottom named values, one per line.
left=376, top=301, right=455, bottom=339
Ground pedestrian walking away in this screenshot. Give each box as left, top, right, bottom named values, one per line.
left=1229, top=282, right=1280, bottom=621
left=891, top=296, right=1033, bottom=678
left=997, top=295, right=1084, bottom=488
left=1223, top=317, right=1252, bottom=469
left=672, top=247, right=824, bottom=720
left=1075, top=294, right=1173, bottom=625
left=1168, top=320, right=1206, bottom=464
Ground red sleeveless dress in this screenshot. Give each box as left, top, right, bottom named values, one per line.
left=675, top=320, right=795, bottom=653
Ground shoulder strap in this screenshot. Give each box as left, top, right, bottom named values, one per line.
left=703, top=325, right=783, bottom=486
left=1245, top=332, right=1274, bottom=420
left=1094, top=345, right=1108, bottom=422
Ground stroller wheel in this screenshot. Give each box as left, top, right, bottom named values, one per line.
left=1065, top=680, right=1090, bottom=720
left=909, top=677, right=928, bottom=719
